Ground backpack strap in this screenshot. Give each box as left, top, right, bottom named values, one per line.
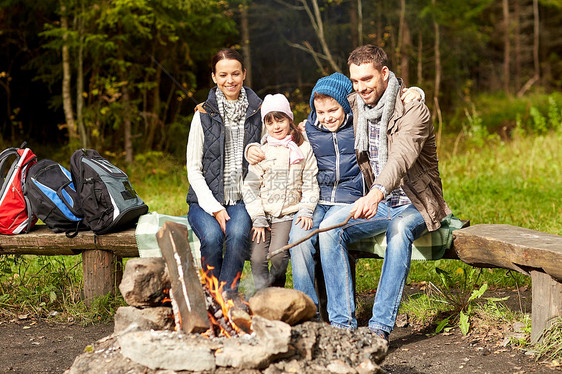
left=0, top=148, right=18, bottom=186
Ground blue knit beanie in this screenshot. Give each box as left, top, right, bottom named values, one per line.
left=309, top=72, right=353, bottom=114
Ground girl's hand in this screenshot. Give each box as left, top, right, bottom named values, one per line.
left=295, top=216, right=313, bottom=231
left=252, top=226, right=270, bottom=243
left=213, top=209, right=230, bottom=233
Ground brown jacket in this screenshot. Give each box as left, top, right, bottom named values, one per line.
left=349, top=91, right=451, bottom=231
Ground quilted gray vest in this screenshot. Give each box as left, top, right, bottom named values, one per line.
left=186, top=87, right=262, bottom=205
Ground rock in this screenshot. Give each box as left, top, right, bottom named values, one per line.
left=118, top=330, right=216, bottom=371
left=215, top=339, right=277, bottom=369
left=249, top=287, right=316, bottom=325
left=119, top=258, right=170, bottom=307
left=327, top=359, right=355, bottom=373
left=113, top=306, right=174, bottom=333
left=252, top=315, right=292, bottom=353
left=356, top=359, right=385, bottom=374
left=229, top=307, right=253, bottom=334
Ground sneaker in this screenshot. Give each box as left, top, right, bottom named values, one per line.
left=369, top=327, right=389, bottom=342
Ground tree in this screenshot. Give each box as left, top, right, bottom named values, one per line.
left=281, top=0, right=342, bottom=74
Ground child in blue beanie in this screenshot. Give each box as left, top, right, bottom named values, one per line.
left=289, top=72, right=366, bottom=309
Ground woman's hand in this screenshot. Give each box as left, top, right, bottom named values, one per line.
left=295, top=216, right=313, bottom=231
left=247, top=145, right=266, bottom=165
left=251, top=226, right=270, bottom=243
left=213, top=209, right=230, bottom=233
left=401, top=87, right=422, bottom=103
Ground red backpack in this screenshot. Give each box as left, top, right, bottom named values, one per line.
left=0, top=145, right=38, bottom=234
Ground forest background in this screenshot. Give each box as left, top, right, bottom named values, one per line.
left=1, top=0, right=561, bottom=161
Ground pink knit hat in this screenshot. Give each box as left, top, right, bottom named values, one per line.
left=261, top=94, right=294, bottom=123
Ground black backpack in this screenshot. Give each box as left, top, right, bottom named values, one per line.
left=25, top=159, right=87, bottom=235
left=70, top=149, right=148, bottom=234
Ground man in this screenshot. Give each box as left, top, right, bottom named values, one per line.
left=318, top=44, right=451, bottom=341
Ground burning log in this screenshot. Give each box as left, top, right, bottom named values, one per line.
left=156, top=221, right=210, bottom=334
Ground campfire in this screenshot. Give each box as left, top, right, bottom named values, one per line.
left=81, top=221, right=388, bottom=374
left=199, top=267, right=251, bottom=337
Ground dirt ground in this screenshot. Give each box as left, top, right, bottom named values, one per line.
left=0, top=287, right=559, bottom=374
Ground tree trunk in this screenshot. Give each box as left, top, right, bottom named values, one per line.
left=350, top=0, right=363, bottom=48
left=400, top=22, right=411, bottom=86
left=432, top=0, right=441, bottom=120
left=144, top=66, right=161, bottom=151
left=240, top=4, right=252, bottom=87
left=517, top=0, right=540, bottom=97
left=396, top=0, right=405, bottom=77
left=503, top=0, right=511, bottom=94
left=432, top=0, right=442, bottom=151
left=61, top=3, right=78, bottom=144
left=77, top=0, right=88, bottom=148
left=532, top=0, right=539, bottom=80
left=417, top=33, right=423, bottom=86
left=514, top=0, right=521, bottom=90
left=297, top=0, right=341, bottom=73
left=122, top=83, right=133, bottom=163
left=350, top=0, right=358, bottom=48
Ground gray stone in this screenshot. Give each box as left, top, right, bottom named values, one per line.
left=252, top=315, right=292, bottom=353
left=215, top=339, right=274, bottom=369
left=215, top=317, right=292, bottom=369
left=118, top=330, right=216, bottom=371
left=249, top=287, right=317, bottom=325
left=327, top=359, right=356, bottom=374
left=113, top=306, right=174, bottom=333
left=356, top=359, right=385, bottom=374
left=119, top=258, right=170, bottom=306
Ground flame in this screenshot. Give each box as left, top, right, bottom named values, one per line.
left=200, top=266, right=244, bottom=337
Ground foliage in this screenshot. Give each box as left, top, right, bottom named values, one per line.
left=0, top=254, right=122, bottom=323
left=534, top=318, right=562, bottom=362
left=430, top=267, right=490, bottom=335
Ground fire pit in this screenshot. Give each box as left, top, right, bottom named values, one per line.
left=65, top=222, right=388, bottom=373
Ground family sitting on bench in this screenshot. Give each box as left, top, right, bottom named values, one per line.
left=186, top=44, right=451, bottom=343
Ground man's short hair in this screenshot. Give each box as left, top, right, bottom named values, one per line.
left=347, top=45, right=388, bottom=71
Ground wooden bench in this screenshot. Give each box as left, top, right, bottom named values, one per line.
left=1, top=223, right=560, bottom=343
left=0, top=226, right=138, bottom=304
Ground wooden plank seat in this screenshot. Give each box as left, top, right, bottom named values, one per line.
left=0, top=225, right=138, bottom=304
left=1, top=222, right=560, bottom=342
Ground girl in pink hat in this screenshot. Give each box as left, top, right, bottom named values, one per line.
left=243, top=93, right=319, bottom=291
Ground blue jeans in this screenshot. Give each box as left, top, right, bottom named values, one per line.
left=319, top=203, right=427, bottom=332
left=289, top=204, right=352, bottom=306
left=187, top=202, right=251, bottom=293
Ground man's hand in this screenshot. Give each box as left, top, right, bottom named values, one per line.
left=350, top=188, right=384, bottom=219
left=247, top=145, right=265, bottom=165
left=213, top=209, right=230, bottom=233
left=298, top=119, right=306, bottom=133
left=400, top=87, right=422, bottom=103
left=295, top=216, right=313, bottom=231
left=251, top=226, right=269, bottom=244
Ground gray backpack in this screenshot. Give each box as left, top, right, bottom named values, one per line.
left=70, top=149, right=148, bottom=234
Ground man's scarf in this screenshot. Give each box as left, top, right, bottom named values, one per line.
left=354, top=71, right=400, bottom=171
left=216, top=87, right=249, bottom=205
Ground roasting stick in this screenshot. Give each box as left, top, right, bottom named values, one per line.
left=266, top=213, right=354, bottom=260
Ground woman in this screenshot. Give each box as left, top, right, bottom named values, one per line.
left=186, top=49, right=262, bottom=298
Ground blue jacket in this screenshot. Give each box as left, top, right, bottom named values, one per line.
left=305, top=112, right=365, bottom=204
left=186, top=87, right=262, bottom=204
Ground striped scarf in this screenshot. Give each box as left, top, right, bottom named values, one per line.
left=216, top=87, right=249, bottom=205
left=354, top=71, right=400, bottom=172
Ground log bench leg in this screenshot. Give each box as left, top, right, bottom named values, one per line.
left=531, top=270, right=562, bottom=343
left=82, top=249, right=120, bottom=305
